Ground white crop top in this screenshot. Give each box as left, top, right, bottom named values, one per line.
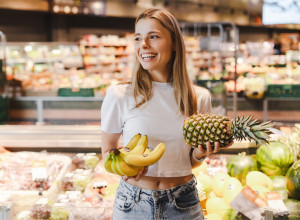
left=101, top=82, right=212, bottom=177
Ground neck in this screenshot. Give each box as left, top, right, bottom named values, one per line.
left=149, top=70, right=170, bottom=83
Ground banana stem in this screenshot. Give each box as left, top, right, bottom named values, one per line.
left=111, top=148, right=121, bottom=156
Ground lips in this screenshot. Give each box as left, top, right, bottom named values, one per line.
left=141, top=53, right=157, bottom=60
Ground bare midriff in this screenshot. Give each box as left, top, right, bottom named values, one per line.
left=126, top=174, right=193, bottom=190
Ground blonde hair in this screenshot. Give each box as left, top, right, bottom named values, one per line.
left=131, top=8, right=197, bottom=116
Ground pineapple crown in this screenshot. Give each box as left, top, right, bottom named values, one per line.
left=231, top=115, right=273, bottom=145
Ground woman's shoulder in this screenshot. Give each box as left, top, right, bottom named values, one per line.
left=106, top=83, right=131, bottom=97
left=193, top=84, right=211, bottom=98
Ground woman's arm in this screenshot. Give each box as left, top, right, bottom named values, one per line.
left=101, top=131, right=122, bottom=159
left=190, top=141, right=233, bottom=168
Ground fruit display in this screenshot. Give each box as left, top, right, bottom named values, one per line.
left=104, top=134, right=165, bottom=176
left=0, top=151, right=71, bottom=192
left=183, top=114, right=273, bottom=148
left=2, top=123, right=300, bottom=219
left=192, top=124, right=300, bottom=219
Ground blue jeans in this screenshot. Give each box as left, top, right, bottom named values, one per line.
left=112, top=176, right=204, bottom=220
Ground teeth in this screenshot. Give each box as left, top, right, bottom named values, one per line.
left=141, top=54, right=156, bottom=59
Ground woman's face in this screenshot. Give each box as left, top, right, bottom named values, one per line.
left=134, top=18, right=174, bottom=80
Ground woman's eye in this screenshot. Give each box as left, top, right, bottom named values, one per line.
left=135, top=37, right=141, bottom=41
left=150, top=35, right=158, bottom=39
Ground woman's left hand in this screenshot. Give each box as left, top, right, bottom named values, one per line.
left=122, top=166, right=148, bottom=182
left=193, top=141, right=234, bottom=159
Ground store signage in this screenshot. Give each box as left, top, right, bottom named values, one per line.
left=50, top=0, right=106, bottom=16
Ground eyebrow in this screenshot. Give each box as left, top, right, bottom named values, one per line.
left=134, top=31, right=160, bottom=37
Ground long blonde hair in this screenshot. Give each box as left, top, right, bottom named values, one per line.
left=131, top=8, right=197, bottom=116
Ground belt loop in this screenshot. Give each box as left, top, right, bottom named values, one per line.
left=167, top=189, right=173, bottom=203
left=135, top=188, right=141, bottom=202
left=193, top=174, right=197, bottom=184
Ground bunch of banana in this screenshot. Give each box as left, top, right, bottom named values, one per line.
left=104, top=133, right=165, bottom=177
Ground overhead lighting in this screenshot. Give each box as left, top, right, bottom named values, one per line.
left=53, top=5, right=60, bottom=13
left=64, top=6, right=71, bottom=14
left=92, top=1, right=104, bottom=15
left=83, top=7, right=89, bottom=14
left=72, top=7, right=78, bottom=14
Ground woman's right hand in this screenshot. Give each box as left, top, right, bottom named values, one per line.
left=122, top=166, right=148, bottom=181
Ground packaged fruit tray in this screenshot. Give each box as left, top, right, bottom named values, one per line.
left=0, top=152, right=72, bottom=197
left=266, top=84, right=300, bottom=98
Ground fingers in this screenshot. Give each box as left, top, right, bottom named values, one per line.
left=122, top=175, right=129, bottom=181
left=196, top=141, right=221, bottom=156
left=197, top=144, right=206, bottom=156
left=206, top=142, right=213, bottom=155
left=213, top=142, right=220, bottom=153
left=134, top=167, right=148, bottom=181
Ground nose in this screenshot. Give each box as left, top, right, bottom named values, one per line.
left=142, top=39, right=149, bottom=48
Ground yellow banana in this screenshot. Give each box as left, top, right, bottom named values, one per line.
left=104, top=153, right=114, bottom=174
left=120, top=135, right=148, bottom=156
left=111, top=155, right=125, bottom=176
left=115, top=155, right=144, bottom=177
left=144, top=148, right=151, bottom=154
left=122, top=133, right=141, bottom=152
left=123, top=143, right=165, bottom=167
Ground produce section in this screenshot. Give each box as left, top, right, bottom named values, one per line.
left=0, top=123, right=300, bottom=219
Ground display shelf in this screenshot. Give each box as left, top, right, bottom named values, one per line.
left=79, top=34, right=133, bottom=75
left=263, top=97, right=300, bottom=121
left=0, top=125, right=103, bottom=151
left=4, top=42, right=83, bottom=77
left=11, top=96, right=104, bottom=123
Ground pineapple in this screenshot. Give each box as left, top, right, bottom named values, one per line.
left=183, top=114, right=273, bottom=148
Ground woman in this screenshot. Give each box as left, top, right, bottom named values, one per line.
left=101, top=8, right=232, bottom=220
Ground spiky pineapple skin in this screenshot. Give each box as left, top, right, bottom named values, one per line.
left=183, top=114, right=233, bottom=148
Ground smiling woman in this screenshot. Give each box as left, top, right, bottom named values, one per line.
left=134, top=18, right=174, bottom=81
left=100, top=8, right=230, bottom=220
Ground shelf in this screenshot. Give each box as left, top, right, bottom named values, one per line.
left=0, top=125, right=103, bottom=151
left=6, top=57, right=65, bottom=64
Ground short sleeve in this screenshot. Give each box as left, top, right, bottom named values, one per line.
left=194, top=86, right=212, bottom=114
left=100, top=86, right=123, bottom=133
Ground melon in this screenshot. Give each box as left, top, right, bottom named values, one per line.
left=286, top=160, right=300, bottom=200
left=206, top=197, right=230, bottom=218
left=246, top=171, right=273, bottom=190
left=212, top=172, right=230, bottom=197
left=223, top=177, right=243, bottom=205
left=256, top=142, right=294, bottom=176
left=226, top=152, right=257, bottom=185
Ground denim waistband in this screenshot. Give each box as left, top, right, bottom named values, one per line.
left=119, top=175, right=197, bottom=203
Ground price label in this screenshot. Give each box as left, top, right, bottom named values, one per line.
left=31, top=160, right=47, bottom=181
left=230, top=185, right=267, bottom=220
left=265, top=191, right=289, bottom=216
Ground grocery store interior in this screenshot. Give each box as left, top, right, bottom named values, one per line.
left=0, top=0, right=300, bottom=219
